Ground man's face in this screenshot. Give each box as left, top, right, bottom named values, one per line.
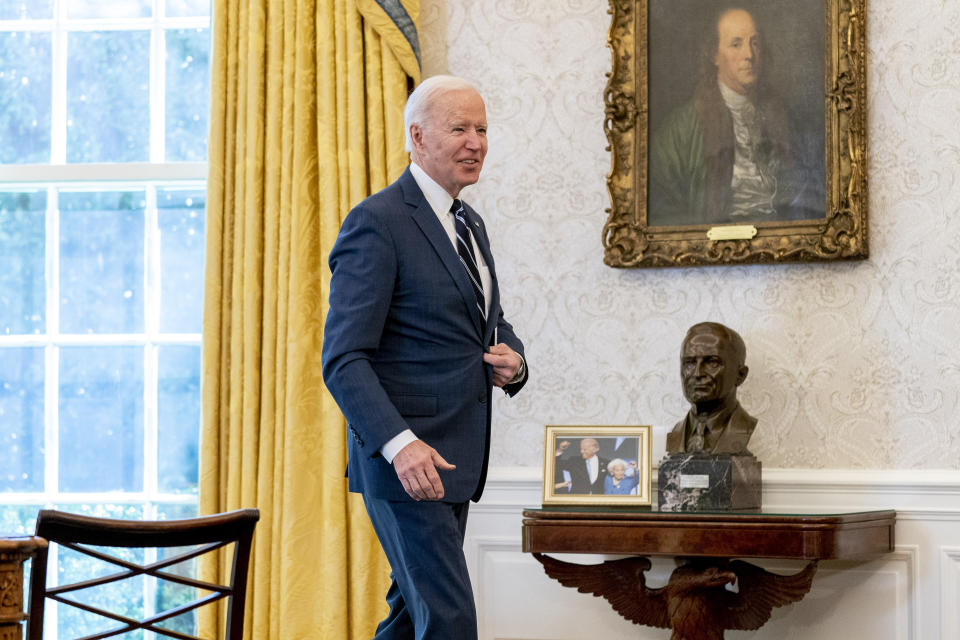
left=580, top=439, right=599, bottom=460
left=681, top=330, right=745, bottom=406
left=714, top=9, right=761, bottom=95
left=409, top=88, right=487, bottom=197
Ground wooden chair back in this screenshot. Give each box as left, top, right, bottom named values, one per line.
left=26, top=508, right=259, bottom=640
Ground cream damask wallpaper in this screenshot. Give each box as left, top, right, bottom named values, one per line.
left=417, top=0, right=960, bottom=470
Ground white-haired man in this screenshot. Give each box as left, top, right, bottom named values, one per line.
left=323, top=75, right=528, bottom=639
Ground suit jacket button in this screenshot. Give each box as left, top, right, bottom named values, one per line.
left=478, top=393, right=486, bottom=404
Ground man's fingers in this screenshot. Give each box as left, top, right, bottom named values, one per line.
left=487, top=342, right=510, bottom=355
left=431, top=450, right=456, bottom=471
left=398, top=475, right=421, bottom=501
left=483, top=344, right=521, bottom=386
left=482, top=351, right=508, bottom=366
left=393, top=440, right=452, bottom=501
left=399, top=467, right=438, bottom=501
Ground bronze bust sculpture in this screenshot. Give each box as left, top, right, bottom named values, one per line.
left=666, top=322, right=757, bottom=456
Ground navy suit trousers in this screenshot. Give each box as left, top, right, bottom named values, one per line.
left=362, top=495, right=476, bottom=640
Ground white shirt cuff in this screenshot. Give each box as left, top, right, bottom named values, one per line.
left=381, top=429, right=418, bottom=464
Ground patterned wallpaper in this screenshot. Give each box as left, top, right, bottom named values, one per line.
left=417, top=0, right=960, bottom=470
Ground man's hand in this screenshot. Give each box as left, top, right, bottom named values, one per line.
left=392, top=440, right=456, bottom=501
left=483, top=343, right=523, bottom=387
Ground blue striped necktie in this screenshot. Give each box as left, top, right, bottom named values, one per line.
left=451, top=199, right=485, bottom=323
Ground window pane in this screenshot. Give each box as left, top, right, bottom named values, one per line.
left=66, top=0, right=150, bottom=19
left=166, top=0, right=210, bottom=18
left=55, top=503, right=144, bottom=519
left=0, top=31, right=52, bottom=164
left=165, top=28, right=210, bottom=162
left=158, top=188, right=204, bottom=333
left=0, top=190, right=45, bottom=334
left=59, top=347, right=143, bottom=492
left=67, top=31, right=150, bottom=163
left=0, top=504, right=42, bottom=534
left=0, top=347, right=44, bottom=492
left=0, top=0, right=52, bottom=19
left=59, top=190, right=145, bottom=334
left=156, top=504, right=198, bottom=519
left=158, top=346, right=199, bottom=493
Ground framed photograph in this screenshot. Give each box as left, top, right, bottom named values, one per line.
left=542, top=425, right=652, bottom=506
left=602, top=0, right=867, bottom=267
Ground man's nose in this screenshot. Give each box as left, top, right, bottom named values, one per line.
left=464, top=129, right=482, bottom=149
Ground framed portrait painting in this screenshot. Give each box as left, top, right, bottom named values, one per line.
left=602, top=0, right=868, bottom=267
left=542, top=425, right=652, bottom=506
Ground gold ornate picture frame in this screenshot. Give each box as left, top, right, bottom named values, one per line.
left=542, top=425, right=652, bottom=506
left=602, top=0, right=867, bottom=268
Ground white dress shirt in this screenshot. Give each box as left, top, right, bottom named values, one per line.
left=719, top=80, right=777, bottom=219
left=587, top=455, right=599, bottom=484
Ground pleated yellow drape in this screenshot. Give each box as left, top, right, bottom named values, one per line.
left=201, top=1, right=418, bottom=637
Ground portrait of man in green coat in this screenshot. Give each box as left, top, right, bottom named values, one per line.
left=647, top=2, right=826, bottom=227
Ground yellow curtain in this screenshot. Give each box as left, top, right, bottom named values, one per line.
left=201, top=0, right=419, bottom=637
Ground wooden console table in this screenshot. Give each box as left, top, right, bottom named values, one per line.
left=522, top=508, right=895, bottom=640
left=0, top=537, right=46, bottom=640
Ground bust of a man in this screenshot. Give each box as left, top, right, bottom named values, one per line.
left=666, top=322, right=757, bottom=455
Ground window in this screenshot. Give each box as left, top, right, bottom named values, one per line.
left=0, top=0, right=210, bottom=636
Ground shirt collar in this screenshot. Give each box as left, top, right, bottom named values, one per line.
left=718, top=79, right=753, bottom=111
left=410, top=162, right=455, bottom=217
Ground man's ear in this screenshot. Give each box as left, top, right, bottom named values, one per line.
left=409, top=124, right=424, bottom=152
left=736, top=365, right=749, bottom=386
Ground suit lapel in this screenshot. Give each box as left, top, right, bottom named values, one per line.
left=400, top=170, right=485, bottom=336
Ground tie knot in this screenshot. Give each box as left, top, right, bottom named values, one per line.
left=450, top=199, right=463, bottom=215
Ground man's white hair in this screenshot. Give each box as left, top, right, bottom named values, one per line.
left=404, top=75, right=480, bottom=152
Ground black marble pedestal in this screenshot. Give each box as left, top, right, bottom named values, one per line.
left=658, top=453, right=761, bottom=511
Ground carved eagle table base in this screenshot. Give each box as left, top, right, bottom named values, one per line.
left=534, top=553, right=816, bottom=640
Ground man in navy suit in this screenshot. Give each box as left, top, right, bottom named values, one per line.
left=322, top=75, right=527, bottom=640
left=558, top=438, right=609, bottom=494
